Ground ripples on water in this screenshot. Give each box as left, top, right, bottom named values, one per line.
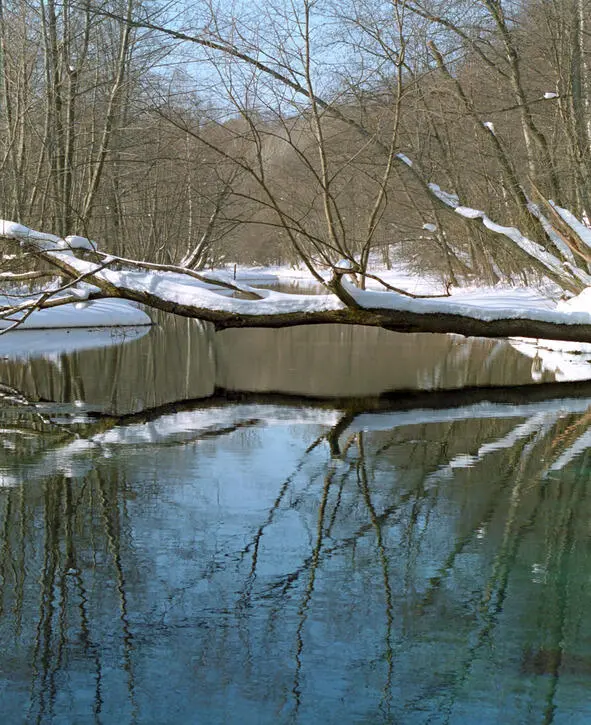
left=1, top=314, right=591, bottom=723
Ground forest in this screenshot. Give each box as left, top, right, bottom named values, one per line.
left=2, top=0, right=591, bottom=337
left=4, top=7, right=591, bottom=719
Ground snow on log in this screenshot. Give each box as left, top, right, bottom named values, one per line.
left=549, top=203, right=591, bottom=253
left=450, top=205, right=590, bottom=287
left=390, top=155, right=588, bottom=291
left=6, top=219, right=591, bottom=342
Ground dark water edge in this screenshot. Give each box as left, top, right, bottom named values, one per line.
left=2, top=314, right=591, bottom=723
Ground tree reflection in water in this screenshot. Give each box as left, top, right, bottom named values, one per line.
left=2, top=384, right=591, bottom=722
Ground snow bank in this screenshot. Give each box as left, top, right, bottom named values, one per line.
left=0, top=296, right=151, bottom=330
left=508, top=289, right=591, bottom=368
left=5, top=217, right=591, bottom=337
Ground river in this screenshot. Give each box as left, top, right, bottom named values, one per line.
left=1, top=313, right=591, bottom=723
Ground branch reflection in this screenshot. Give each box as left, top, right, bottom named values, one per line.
left=2, top=381, right=591, bottom=721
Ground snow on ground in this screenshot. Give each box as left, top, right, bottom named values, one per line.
left=229, top=262, right=446, bottom=296
left=0, top=295, right=151, bottom=330
left=4, top=218, right=589, bottom=326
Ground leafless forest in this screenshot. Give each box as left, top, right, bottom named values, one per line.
left=1, top=0, right=591, bottom=286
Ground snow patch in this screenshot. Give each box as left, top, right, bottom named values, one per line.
left=64, top=235, right=97, bottom=251
left=396, top=153, right=413, bottom=167
left=428, top=183, right=459, bottom=207
left=550, top=202, right=591, bottom=252
left=511, top=338, right=591, bottom=381
left=0, top=296, right=151, bottom=330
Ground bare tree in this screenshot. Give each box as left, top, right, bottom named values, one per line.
left=6, top=0, right=591, bottom=343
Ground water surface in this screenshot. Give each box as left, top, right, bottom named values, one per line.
left=1, top=315, right=591, bottom=723
left=0, top=313, right=555, bottom=414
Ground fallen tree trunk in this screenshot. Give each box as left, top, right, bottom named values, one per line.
left=4, top=221, right=591, bottom=343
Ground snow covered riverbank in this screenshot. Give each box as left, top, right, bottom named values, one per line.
left=0, top=295, right=151, bottom=330
left=0, top=293, right=152, bottom=357
left=2, top=253, right=591, bottom=386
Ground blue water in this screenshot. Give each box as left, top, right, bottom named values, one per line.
left=1, top=318, right=591, bottom=723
